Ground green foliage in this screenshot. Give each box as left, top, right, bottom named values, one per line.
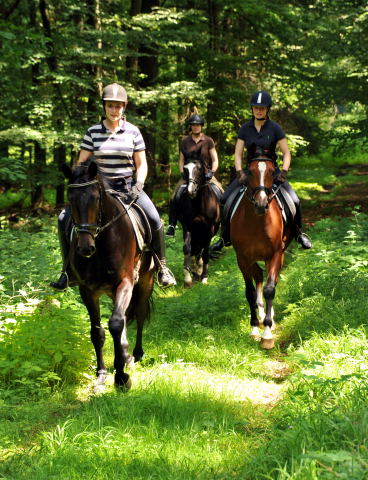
left=0, top=221, right=91, bottom=396
left=1, top=114, right=368, bottom=479
left=1, top=0, right=368, bottom=208
left=0, top=157, right=27, bottom=186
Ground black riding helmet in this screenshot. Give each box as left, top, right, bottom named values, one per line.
left=250, top=90, right=272, bottom=108
left=188, top=114, right=204, bottom=126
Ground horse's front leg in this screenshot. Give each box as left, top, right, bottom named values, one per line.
left=79, top=287, right=107, bottom=387
left=183, top=230, right=192, bottom=288
left=200, top=242, right=210, bottom=284
left=261, top=252, right=284, bottom=349
left=109, top=277, right=134, bottom=388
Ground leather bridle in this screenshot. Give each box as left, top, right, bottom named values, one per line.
left=68, top=179, right=128, bottom=240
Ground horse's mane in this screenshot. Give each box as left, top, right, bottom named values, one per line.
left=71, top=157, right=109, bottom=191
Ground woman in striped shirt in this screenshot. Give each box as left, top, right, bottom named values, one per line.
left=51, top=83, right=176, bottom=289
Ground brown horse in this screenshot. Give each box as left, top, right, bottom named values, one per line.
left=177, top=160, right=221, bottom=287
left=231, top=159, right=293, bottom=349
left=62, top=160, right=154, bottom=389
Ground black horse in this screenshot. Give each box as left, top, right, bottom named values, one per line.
left=62, top=161, right=155, bottom=389
left=177, top=160, right=221, bottom=287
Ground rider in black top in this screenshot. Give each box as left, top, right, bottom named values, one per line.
left=211, top=90, right=312, bottom=251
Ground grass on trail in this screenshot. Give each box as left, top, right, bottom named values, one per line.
left=1, top=165, right=368, bottom=479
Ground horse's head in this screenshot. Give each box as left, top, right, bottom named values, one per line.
left=183, top=160, right=204, bottom=199
left=247, top=160, right=275, bottom=215
left=63, top=160, right=102, bottom=258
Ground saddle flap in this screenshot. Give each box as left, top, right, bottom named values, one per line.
left=275, top=185, right=296, bottom=223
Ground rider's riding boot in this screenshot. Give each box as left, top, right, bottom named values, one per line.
left=210, top=221, right=231, bottom=252
left=50, top=208, right=77, bottom=290
left=50, top=271, right=74, bottom=291
left=152, top=224, right=177, bottom=287
left=165, top=199, right=177, bottom=237
left=294, top=204, right=312, bottom=249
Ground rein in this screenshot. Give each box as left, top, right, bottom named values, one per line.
left=68, top=179, right=132, bottom=239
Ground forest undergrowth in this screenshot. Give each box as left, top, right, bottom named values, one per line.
left=0, top=164, right=367, bottom=479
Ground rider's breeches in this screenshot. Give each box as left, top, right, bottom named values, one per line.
left=57, top=206, right=72, bottom=268
left=221, top=178, right=240, bottom=205
left=136, top=190, right=162, bottom=230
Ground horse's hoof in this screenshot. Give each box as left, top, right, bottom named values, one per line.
left=95, top=371, right=107, bottom=386
left=93, top=383, right=106, bottom=395
left=126, top=356, right=136, bottom=371
left=184, top=282, right=192, bottom=289
left=250, top=326, right=261, bottom=339
left=201, top=277, right=208, bottom=285
left=115, top=373, right=132, bottom=391
left=260, top=337, right=275, bottom=350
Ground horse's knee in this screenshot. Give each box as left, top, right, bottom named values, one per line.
left=108, top=316, right=124, bottom=336
left=90, top=325, right=105, bottom=346
left=263, top=283, right=275, bottom=300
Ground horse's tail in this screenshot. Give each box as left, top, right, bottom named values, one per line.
left=126, top=281, right=154, bottom=326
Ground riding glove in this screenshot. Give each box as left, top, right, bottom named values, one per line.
left=130, top=181, right=144, bottom=201
left=236, top=169, right=248, bottom=185
left=205, top=170, right=213, bottom=181
left=274, top=169, right=288, bottom=183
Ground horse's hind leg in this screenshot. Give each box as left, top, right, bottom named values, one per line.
left=183, top=231, right=193, bottom=288
left=131, top=258, right=155, bottom=363
left=109, top=278, right=134, bottom=389
left=253, top=263, right=265, bottom=322
left=245, top=278, right=261, bottom=339
left=200, top=243, right=210, bottom=284
left=79, top=287, right=107, bottom=387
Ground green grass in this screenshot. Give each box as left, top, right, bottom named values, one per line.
left=1, top=164, right=367, bottom=479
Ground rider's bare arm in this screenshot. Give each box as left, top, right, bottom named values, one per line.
left=209, top=147, right=219, bottom=173
left=133, top=150, right=148, bottom=184
left=77, top=149, right=93, bottom=165
left=234, top=138, right=245, bottom=171
left=277, top=138, right=291, bottom=171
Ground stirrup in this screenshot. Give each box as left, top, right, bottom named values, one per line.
left=210, top=238, right=224, bottom=252
left=157, top=265, right=177, bottom=288
left=165, top=225, right=176, bottom=237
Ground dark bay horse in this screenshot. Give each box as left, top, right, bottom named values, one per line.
left=63, top=161, right=154, bottom=389
left=177, top=160, right=221, bottom=287
left=231, top=160, right=293, bottom=349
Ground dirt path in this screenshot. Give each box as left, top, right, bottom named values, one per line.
left=303, top=163, right=368, bottom=226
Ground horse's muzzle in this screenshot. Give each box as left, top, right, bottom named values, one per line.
left=255, top=205, right=268, bottom=216
left=77, top=244, right=96, bottom=258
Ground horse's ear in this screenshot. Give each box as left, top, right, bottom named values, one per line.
left=61, top=163, right=72, bottom=181
left=88, top=160, right=98, bottom=179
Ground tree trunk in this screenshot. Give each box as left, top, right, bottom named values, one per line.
left=31, top=142, right=46, bottom=207
left=54, top=143, right=66, bottom=207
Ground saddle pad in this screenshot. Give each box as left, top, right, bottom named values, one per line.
left=230, top=189, right=246, bottom=221
left=209, top=182, right=223, bottom=201
left=127, top=204, right=152, bottom=250
left=275, top=185, right=296, bottom=223
left=112, top=194, right=151, bottom=251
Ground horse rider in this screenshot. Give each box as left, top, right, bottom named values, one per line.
left=211, top=90, right=312, bottom=252
left=51, top=82, right=176, bottom=290
left=165, top=114, right=223, bottom=237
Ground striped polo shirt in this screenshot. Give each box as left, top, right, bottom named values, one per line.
left=80, top=119, right=145, bottom=180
